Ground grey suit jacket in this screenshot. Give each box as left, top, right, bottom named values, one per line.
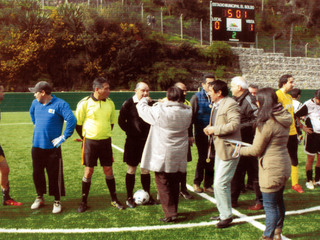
left=211, top=97, right=241, bottom=160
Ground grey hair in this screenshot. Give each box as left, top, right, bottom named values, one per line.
left=231, top=76, right=248, bottom=89
left=135, top=82, right=148, bottom=90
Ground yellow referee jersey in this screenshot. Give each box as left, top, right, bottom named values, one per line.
left=76, top=96, right=116, bottom=140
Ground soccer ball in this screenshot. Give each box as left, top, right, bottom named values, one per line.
left=133, top=189, right=150, bottom=205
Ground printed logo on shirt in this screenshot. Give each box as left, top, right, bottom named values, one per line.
left=48, top=109, right=55, bottom=114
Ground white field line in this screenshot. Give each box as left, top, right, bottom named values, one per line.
left=0, top=205, right=319, bottom=234
left=111, top=144, right=124, bottom=153
left=0, top=140, right=318, bottom=237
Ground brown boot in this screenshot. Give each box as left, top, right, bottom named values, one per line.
left=193, top=184, right=203, bottom=193
left=273, top=228, right=282, bottom=240
left=259, top=235, right=273, bottom=240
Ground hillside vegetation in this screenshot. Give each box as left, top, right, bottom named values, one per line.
left=0, top=0, right=319, bottom=91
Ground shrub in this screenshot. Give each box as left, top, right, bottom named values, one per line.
left=169, top=41, right=201, bottom=60
left=204, top=41, right=234, bottom=68
left=147, top=61, right=191, bottom=90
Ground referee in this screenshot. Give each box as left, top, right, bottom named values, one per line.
left=76, top=77, right=124, bottom=212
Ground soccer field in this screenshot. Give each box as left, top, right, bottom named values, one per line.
left=0, top=111, right=319, bottom=240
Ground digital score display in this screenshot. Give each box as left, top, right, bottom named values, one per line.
left=211, top=1, right=255, bottom=43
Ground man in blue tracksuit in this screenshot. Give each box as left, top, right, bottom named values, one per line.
left=190, top=75, right=215, bottom=193
left=29, top=81, right=76, bottom=214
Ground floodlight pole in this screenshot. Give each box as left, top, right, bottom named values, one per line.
left=180, top=14, right=183, bottom=39
left=289, top=0, right=295, bottom=57
left=210, top=1, right=212, bottom=45
left=161, top=8, right=163, bottom=34
left=141, top=3, right=144, bottom=22
left=200, top=19, right=203, bottom=46
left=273, top=34, right=276, bottom=53
left=305, top=43, right=309, bottom=57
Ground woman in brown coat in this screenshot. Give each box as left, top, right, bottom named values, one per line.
left=238, top=88, right=292, bottom=240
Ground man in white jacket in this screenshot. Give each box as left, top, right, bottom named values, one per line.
left=137, top=86, right=192, bottom=223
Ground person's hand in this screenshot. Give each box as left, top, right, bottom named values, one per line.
left=301, top=125, right=313, bottom=135
left=203, top=126, right=214, bottom=136
left=188, top=137, right=194, bottom=146
left=52, top=135, right=66, bottom=148
left=232, top=143, right=241, bottom=158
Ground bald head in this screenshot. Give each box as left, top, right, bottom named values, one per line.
left=135, top=82, right=150, bottom=100
left=174, top=82, right=187, bottom=96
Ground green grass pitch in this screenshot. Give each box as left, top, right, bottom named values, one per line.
left=0, top=111, right=319, bottom=239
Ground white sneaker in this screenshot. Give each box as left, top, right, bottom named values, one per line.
left=52, top=201, right=62, bottom=214
left=31, top=197, right=44, bottom=209
left=314, top=181, right=320, bottom=186
left=306, top=181, right=315, bottom=190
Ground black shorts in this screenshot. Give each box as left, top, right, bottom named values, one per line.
left=0, top=144, right=4, bottom=157
left=123, top=137, right=146, bottom=167
left=287, top=135, right=298, bottom=166
left=305, top=132, right=320, bottom=155
left=82, top=138, right=113, bottom=167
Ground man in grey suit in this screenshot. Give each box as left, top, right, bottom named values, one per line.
left=204, top=80, right=241, bottom=228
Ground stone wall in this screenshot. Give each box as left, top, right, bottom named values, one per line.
left=231, top=47, right=320, bottom=89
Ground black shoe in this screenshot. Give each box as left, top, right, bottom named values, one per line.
left=160, top=216, right=177, bottom=223
left=180, top=191, right=193, bottom=200
left=217, top=217, right=233, bottom=228
left=126, top=197, right=137, bottom=208
left=111, top=200, right=125, bottom=210
left=232, top=202, right=239, bottom=208
left=246, top=184, right=254, bottom=191
left=210, top=216, right=220, bottom=221
left=146, top=196, right=159, bottom=205
left=78, top=202, right=88, bottom=213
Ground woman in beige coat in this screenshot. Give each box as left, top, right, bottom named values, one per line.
left=238, top=88, right=292, bottom=240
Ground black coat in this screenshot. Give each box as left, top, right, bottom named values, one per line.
left=233, top=90, right=258, bottom=143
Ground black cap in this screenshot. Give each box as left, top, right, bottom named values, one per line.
left=29, top=81, right=52, bottom=94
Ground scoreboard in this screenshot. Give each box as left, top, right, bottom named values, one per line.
left=210, top=1, right=255, bottom=43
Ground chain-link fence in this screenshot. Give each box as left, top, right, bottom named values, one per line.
left=38, top=0, right=319, bottom=57
left=256, top=33, right=320, bottom=58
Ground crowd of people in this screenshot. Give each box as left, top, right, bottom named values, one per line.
left=0, top=73, right=318, bottom=239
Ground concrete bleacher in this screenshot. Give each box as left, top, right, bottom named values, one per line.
left=231, top=47, right=320, bottom=89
